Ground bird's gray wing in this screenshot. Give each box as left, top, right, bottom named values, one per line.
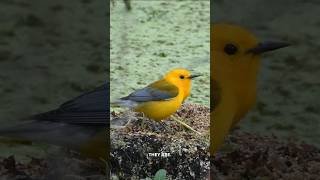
left=0, top=84, right=108, bottom=148
left=31, top=83, right=109, bottom=126
left=120, top=79, right=179, bottom=102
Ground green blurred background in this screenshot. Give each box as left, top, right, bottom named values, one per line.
left=111, top=1, right=210, bottom=108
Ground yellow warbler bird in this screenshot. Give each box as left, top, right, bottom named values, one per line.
left=211, top=23, right=289, bottom=154
left=116, top=68, right=200, bottom=121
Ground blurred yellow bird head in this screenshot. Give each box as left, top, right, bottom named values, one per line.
left=164, top=68, right=200, bottom=100
left=212, top=23, right=289, bottom=84
left=210, top=23, right=289, bottom=154
left=211, top=23, right=289, bottom=111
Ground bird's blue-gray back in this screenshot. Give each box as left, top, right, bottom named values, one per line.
left=120, top=80, right=179, bottom=102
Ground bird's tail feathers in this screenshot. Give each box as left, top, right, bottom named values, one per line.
left=0, top=120, right=97, bottom=149
left=111, top=99, right=137, bottom=109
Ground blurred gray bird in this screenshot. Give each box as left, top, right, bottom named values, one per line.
left=0, top=84, right=109, bottom=160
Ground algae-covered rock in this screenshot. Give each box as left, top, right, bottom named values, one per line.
left=111, top=104, right=210, bottom=179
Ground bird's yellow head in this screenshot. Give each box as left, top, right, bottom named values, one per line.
left=211, top=23, right=289, bottom=84
left=164, top=68, right=200, bottom=100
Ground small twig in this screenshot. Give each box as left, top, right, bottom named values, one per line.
left=171, top=115, right=202, bottom=135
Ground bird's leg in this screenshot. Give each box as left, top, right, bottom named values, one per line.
left=140, top=119, right=146, bottom=130
left=139, top=113, right=147, bottom=130
left=171, top=115, right=201, bottom=135
left=158, top=121, right=170, bottom=132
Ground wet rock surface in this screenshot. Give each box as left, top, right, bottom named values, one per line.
left=212, top=132, right=320, bottom=180
left=0, top=154, right=105, bottom=180
left=111, top=104, right=210, bottom=179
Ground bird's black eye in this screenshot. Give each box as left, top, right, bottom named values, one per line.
left=179, top=75, right=185, bottom=79
left=224, top=43, right=238, bottom=55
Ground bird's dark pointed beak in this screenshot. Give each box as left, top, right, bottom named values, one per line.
left=189, top=74, right=201, bottom=79
left=247, top=41, right=290, bottom=54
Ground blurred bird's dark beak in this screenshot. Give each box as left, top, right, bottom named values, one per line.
left=189, top=74, right=201, bottom=79
left=247, top=41, right=290, bottom=54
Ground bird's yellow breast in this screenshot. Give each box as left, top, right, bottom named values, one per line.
left=134, top=90, right=184, bottom=121
left=211, top=23, right=260, bottom=154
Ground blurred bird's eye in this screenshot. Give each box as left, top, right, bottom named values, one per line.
left=224, top=43, right=238, bottom=55
left=179, top=75, right=185, bottom=79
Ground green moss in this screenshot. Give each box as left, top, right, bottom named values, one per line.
left=110, top=1, right=210, bottom=107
